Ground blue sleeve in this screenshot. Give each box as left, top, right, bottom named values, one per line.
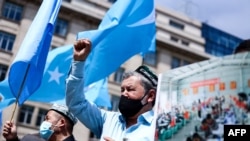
left=65, top=61, right=103, bottom=137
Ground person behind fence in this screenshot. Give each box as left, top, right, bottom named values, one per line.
left=2, top=103, right=77, bottom=141
left=65, top=39, right=158, bottom=141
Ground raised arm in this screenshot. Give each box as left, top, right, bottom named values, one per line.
left=65, top=39, right=104, bottom=137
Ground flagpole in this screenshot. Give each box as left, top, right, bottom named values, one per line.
left=10, top=101, right=18, bottom=122
left=10, top=64, right=30, bottom=121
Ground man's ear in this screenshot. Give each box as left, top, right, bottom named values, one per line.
left=57, top=118, right=66, bottom=127
left=147, top=89, right=156, bottom=103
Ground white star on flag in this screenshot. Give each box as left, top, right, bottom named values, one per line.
left=48, top=67, right=64, bottom=84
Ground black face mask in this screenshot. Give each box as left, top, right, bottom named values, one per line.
left=118, top=95, right=146, bottom=118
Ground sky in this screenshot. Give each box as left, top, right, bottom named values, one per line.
left=155, top=0, right=250, bottom=40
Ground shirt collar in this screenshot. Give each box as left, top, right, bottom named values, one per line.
left=118, top=110, right=154, bottom=125
left=138, top=110, right=154, bottom=124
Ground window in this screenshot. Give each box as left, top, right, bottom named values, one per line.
left=114, top=67, right=124, bottom=84
left=0, top=64, right=8, bottom=81
left=169, top=20, right=184, bottom=30
left=143, top=52, right=156, bottom=66
left=170, top=36, right=179, bottom=42
left=18, top=105, right=34, bottom=124
left=170, top=36, right=190, bottom=47
left=36, top=108, right=47, bottom=126
left=0, top=31, right=16, bottom=52
left=182, top=60, right=190, bottom=66
left=110, top=95, right=120, bottom=111
left=181, top=40, right=189, bottom=46
left=54, top=18, right=68, bottom=37
left=171, top=57, right=180, bottom=69
left=219, top=37, right=228, bottom=47
left=171, top=57, right=190, bottom=69
left=3, top=2, right=23, bottom=22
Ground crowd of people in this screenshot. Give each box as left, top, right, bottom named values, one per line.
left=186, top=92, right=250, bottom=141
left=155, top=105, right=193, bottom=141
left=185, top=36, right=250, bottom=141
left=156, top=91, right=250, bottom=141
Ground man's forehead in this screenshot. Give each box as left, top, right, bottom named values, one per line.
left=47, top=109, right=62, bottom=117
left=122, top=76, right=141, bottom=85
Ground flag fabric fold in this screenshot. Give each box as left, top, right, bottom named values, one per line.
left=77, top=0, right=156, bottom=86
left=84, top=78, right=111, bottom=108
left=28, top=45, right=73, bottom=103
left=0, top=79, right=16, bottom=109
left=0, top=45, right=112, bottom=109
left=8, top=0, right=62, bottom=105
left=0, top=0, right=155, bottom=110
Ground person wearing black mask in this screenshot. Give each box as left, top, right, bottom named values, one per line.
left=65, top=39, right=158, bottom=141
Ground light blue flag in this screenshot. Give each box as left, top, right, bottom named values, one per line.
left=28, top=45, right=73, bottom=103
left=8, top=0, right=62, bottom=105
left=0, top=45, right=112, bottom=109
left=84, top=78, right=111, bottom=108
left=77, top=0, right=156, bottom=86
left=30, top=45, right=111, bottom=108
left=0, top=79, right=16, bottom=109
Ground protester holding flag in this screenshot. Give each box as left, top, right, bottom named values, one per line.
left=2, top=104, right=77, bottom=141
left=66, top=39, right=158, bottom=141
left=8, top=0, right=62, bottom=105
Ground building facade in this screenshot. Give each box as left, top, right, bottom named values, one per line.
left=0, top=0, right=211, bottom=140
left=201, top=23, right=243, bottom=56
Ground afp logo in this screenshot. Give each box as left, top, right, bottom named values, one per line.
left=224, top=125, right=250, bottom=140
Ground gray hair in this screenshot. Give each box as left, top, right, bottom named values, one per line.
left=122, top=71, right=157, bottom=106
